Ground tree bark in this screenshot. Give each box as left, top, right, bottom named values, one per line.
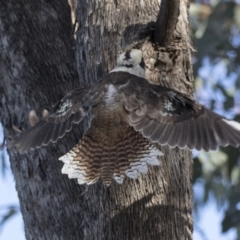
left=0, top=0, right=193, bottom=239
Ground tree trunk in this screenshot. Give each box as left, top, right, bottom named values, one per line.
left=0, top=0, right=193, bottom=239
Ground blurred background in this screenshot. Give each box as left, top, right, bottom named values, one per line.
left=1, top=0, right=240, bottom=239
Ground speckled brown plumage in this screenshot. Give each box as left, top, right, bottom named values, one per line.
left=11, top=50, right=240, bottom=185
left=60, top=120, right=161, bottom=185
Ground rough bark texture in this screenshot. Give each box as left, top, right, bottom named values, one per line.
left=0, top=0, right=193, bottom=239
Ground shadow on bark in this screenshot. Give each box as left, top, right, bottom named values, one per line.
left=110, top=193, right=192, bottom=239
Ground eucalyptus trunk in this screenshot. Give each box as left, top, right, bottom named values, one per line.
left=0, top=0, right=193, bottom=239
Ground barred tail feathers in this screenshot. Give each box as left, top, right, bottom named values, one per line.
left=59, top=127, right=163, bottom=185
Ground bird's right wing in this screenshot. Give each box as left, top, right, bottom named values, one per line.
left=10, top=82, right=106, bottom=153
left=118, top=74, right=240, bottom=151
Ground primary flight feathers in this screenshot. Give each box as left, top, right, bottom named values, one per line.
left=11, top=49, right=240, bottom=185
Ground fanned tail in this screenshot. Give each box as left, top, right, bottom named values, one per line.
left=59, top=127, right=163, bottom=185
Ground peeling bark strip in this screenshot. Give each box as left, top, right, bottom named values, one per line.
left=153, top=0, right=180, bottom=46
left=1, top=0, right=193, bottom=239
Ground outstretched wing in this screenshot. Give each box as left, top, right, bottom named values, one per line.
left=11, top=83, right=106, bottom=153
left=119, top=73, right=240, bottom=151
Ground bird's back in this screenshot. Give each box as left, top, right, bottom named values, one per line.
left=60, top=92, right=162, bottom=185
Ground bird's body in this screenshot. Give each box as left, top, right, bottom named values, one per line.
left=11, top=49, right=240, bottom=185
left=60, top=72, right=163, bottom=185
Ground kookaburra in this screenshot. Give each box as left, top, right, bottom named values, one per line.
left=11, top=49, right=240, bottom=185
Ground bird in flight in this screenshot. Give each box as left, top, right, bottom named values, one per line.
left=11, top=49, right=240, bottom=185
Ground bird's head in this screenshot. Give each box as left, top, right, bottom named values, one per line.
left=110, top=49, right=145, bottom=78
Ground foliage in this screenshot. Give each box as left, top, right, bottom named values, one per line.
left=190, top=0, right=240, bottom=237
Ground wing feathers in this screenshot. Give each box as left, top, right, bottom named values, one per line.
left=11, top=71, right=240, bottom=154
left=126, top=79, right=240, bottom=150
left=167, top=124, right=178, bottom=148
left=221, top=121, right=240, bottom=147
left=134, top=117, right=149, bottom=131
left=139, top=110, right=240, bottom=150
left=11, top=83, right=105, bottom=152
left=176, top=123, right=186, bottom=149
left=142, top=120, right=156, bottom=138
left=149, top=123, right=164, bottom=142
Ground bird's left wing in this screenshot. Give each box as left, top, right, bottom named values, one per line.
left=11, top=82, right=106, bottom=153
left=121, top=75, right=240, bottom=151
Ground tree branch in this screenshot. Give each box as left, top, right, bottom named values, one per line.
left=153, top=0, right=180, bottom=47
